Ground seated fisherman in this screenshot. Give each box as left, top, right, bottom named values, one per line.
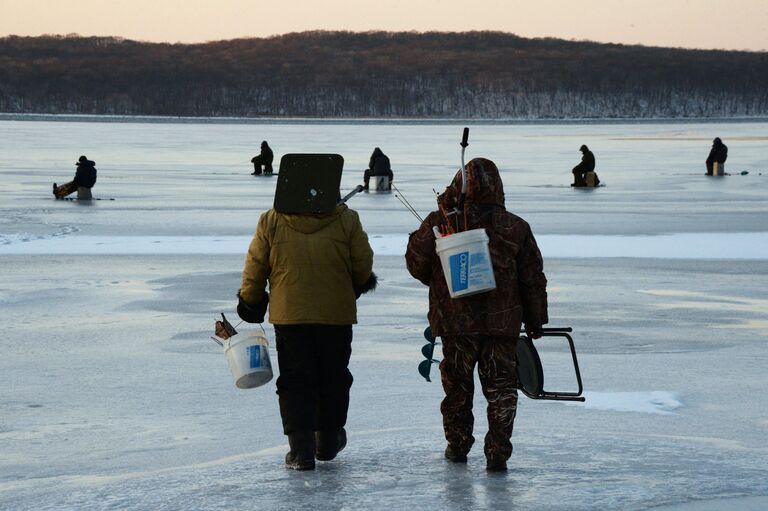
left=53, top=155, right=97, bottom=199
left=571, top=145, right=596, bottom=187
left=251, top=141, right=274, bottom=175
left=706, top=137, right=728, bottom=176
left=362, top=147, right=394, bottom=191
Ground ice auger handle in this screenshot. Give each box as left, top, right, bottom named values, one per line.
left=460, top=127, right=469, bottom=148
left=339, top=185, right=365, bottom=204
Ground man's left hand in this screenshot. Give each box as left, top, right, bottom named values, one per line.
left=525, top=325, right=543, bottom=339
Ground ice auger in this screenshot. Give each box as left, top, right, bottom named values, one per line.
left=419, top=326, right=585, bottom=402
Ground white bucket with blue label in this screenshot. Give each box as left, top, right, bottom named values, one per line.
left=435, top=228, right=496, bottom=298
left=223, top=329, right=273, bottom=389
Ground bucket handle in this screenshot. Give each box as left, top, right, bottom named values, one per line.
left=258, top=323, right=269, bottom=346
left=214, top=325, right=269, bottom=348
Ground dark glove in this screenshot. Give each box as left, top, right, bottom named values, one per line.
left=525, top=324, right=543, bottom=339
left=237, top=291, right=269, bottom=323
left=354, top=272, right=378, bottom=299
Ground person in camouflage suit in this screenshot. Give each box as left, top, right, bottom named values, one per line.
left=405, top=157, right=548, bottom=471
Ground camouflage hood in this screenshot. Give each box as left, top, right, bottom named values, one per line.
left=438, top=158, right=505, bottom=212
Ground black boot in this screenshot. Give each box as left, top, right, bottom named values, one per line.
left=486, top=456, right=508, bottom=472
left=285, top=431, right=316, bottom=470
left=444, top=445, right=468, bottom=463
left=315, top=428, right=347, bottom=461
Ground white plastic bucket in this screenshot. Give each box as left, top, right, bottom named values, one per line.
left=435, top=228, right=496, bottom=298
left=373, top=175, right=391, bottom=192
left=223, top=330, right=273, bottom=389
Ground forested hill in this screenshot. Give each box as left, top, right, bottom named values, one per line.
left=1, top=31, right=767, bottom=119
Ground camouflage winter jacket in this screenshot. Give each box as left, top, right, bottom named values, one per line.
left=405, top=158, right=548, bottom=338
left=240, top=204, right=374, bottom=325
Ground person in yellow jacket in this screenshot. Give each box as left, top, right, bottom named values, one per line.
left=238, top=202, right=376, bottom=471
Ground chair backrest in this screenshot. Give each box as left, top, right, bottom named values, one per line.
left=515, top=336, right=544, bottom=398
left=274, top=154, right=344, bottom=213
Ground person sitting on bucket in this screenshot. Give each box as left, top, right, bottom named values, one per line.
left=251, top=140, right=274, bottom=175
left=362, top=147, right=393, bottom=191
left=706, top=137, right=728, bottom=176
left=571, top=144, right=596, bottom=187
left=52, top=155, right=97, bottom=199
left=236, top=183, right=376, bottom=471
left=405, top=157, right=549, bottom=472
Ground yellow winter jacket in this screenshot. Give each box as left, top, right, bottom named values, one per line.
left=240, top=204, right=374, bottom=325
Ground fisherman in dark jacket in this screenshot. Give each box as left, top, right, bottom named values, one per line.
left=405, top=158, right=548, bottom=472
left=251, top=141, right=274, bottom=175
left=571, top=145, right=596, bottom=187
left=53, top=156, right=97, bottom=199
left=362, top=147, right=393, bottom=191
left=706, top=137, right=728, bottom=176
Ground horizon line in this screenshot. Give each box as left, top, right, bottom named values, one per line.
left=1, top=30, right=765, bottom=54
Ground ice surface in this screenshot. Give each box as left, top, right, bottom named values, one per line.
left=1, top=119, right=768, bottom=510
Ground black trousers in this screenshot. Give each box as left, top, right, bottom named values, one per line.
left=572, top=168, right=586, bottom=186
left=274, top=324, right=353, bottom=434
left=251, top=156, right=273, bottom=175
left=363, top=168, right=393, bottom=188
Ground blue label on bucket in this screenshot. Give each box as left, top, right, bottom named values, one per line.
left=247, top=345, right=262, bottom=369
left=449, top=251, right=470, bottom=292
left=469, top=251, right=494, bottom=286
left=448, top=249, right=494, bottom=293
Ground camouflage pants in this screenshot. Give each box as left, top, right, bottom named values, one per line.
left=439, top=335, right=518, bottom=461
left=54, top=181, right=77, bottom=199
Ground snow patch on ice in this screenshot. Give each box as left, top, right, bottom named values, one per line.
left=0, top=445, right=287, bottom=492
left=1, top=232, right=767, bottom=258
left=561, top=391, right=682, bottom=415
left=639, top=289, right=768, bottom=313
left=650, top=496, right=768, bottom=511
left=712, top=320, right=768, bottom=335
left=0, top=224, right=79, bottom=245
left=640, top=289, right=768, bottom=334
left=538, top=233, right=768, bottom=259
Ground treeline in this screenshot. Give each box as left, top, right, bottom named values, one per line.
left=1, top=31, right=767, bottom=118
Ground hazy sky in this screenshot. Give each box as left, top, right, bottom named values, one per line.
left=1, top=0, right=767, bottom=51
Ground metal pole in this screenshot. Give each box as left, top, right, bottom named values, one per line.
left=339, top=185, right=364, bottom=204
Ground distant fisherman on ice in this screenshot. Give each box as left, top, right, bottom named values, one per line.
left=251, top=140, right=274, bottom=175
left=362, top=147, right=393, bottom=191
left=706, top=137, right=728, bottom=176
left=52, top=155, right=97, bottom=199
left=571, top=144, right=599, bottom=187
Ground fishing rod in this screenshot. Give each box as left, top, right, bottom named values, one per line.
left=391, top=183, right=424, bottom=223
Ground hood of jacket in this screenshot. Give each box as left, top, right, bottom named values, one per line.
left=438, top=157, right=504, bottom=211
left=279, top=204, right=347, bottom=234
